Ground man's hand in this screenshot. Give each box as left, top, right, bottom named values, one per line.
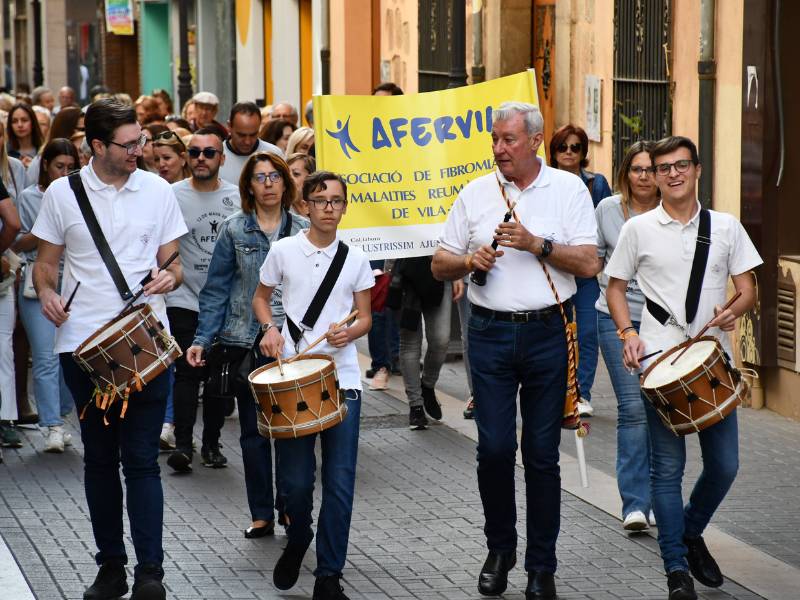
left=186, top=345, right=206, bottom=368
left=326, top=322, right=350, bottom=348
left=708, top=305, right=737, bottom=332
left=40, top=287, right=69, bottom=326
left=260, top=327, right=285, bottom=358
left=495, top=221, right=538, bottom=254
left=143, top=267, right=176, bottom=296
left=452, top=279, right=464, bottom=301
left=471, top=244, right=504, bottom=272
left=622, top=335, right=647, bottom=370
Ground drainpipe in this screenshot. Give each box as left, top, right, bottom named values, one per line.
left=177, top=0, right=193, bottom=110
left=320, top=0, right=330, bottom=94
left=31, top=0, right=43, bottom=86
left=698, top=0, right=716, bottom=208
left=471, top=0, right=484, bottom=83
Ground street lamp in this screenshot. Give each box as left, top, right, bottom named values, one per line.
left=177, top=0, right=193, bottom=109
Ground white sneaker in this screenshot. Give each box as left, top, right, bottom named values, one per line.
left=623, top=510, right=649, bottom=531
left=649, top=510, right=657, bottom=526
left=160, top=423, right=176, bottom=451
left=369, top=367, right=390, bottom=391
left=577, top=399, right=594, bottom=417
left=44, top=426, right=65, bottom=453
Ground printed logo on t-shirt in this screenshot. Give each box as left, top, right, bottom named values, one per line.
left=222, top=195, right=235, bottom=208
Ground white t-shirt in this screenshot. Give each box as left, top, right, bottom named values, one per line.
left=605, top=202, right=762, bottom=367
left=32, top=161, right=188, bottom=353
left=438, top=161, right=597, bottom=311
left=218, top=139, right=284, bottom=186
left=259, top=231, right=374, bottom=390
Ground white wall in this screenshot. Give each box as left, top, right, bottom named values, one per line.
left=235, top=0, right=265, bottom=102
left=270, top=0, right=300, bottom=109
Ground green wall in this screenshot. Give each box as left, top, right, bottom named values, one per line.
left=140, top=2, right=173, bottom=97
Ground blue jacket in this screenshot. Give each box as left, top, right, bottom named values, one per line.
left=580, top=169, right=613, bottom=208
left=193, top=209, right=307, bottom=349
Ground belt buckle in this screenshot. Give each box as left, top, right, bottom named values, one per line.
left=511, top=312, right=529, bottom=323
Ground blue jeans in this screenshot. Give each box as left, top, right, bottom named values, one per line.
left=469, top=310, right=567, bottom=573
left=597, top=312, right=650, bottom=517
left=645, top=401, right=739, bottom=573
left=368, top=308, right=399, bottom=371
left=275, top=390, right=361, bottom=577
left=573, top=277, right=600, bottom=402
left=164, top=367, right=174, bottom=424
left=17, top=290, right=72, bottom=426
left=60, top=354, right=168, bottom=570
left=235, top=370, right=280, bottom=523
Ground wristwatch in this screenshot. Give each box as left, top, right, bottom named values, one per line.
left=260, top=322, right=274, bottom=333
left=540, top=239, right=553, bottom=258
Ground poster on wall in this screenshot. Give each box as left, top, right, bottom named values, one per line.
left=314, top=70, right=544, bottom=259
left=585, top=75, right=601, bottom=142
left=106, top=0, right=135, bottom=36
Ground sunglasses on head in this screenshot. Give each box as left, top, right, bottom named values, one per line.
left=187, top=147, right=221, bottom=159
left=557, top=143, right=582, bottom=154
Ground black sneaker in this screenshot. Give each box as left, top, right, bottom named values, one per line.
left=84, top=561, right=128, bottom=599
left=313, top=575, right=351, bottom=600
left=167, top=449, right=192, bottom=473
left=421, top=382, right=442, bottom=420
left=273, top=543, right=308, bottom=590
left=667, top=570, right=697, bottom=600
left=131, top=563, right=165, bottom=600
left=409, top=406, right=428, bottom=430
left=201, top=445, right=228, bottom=469
left=684, top=535, right=723, bottom=587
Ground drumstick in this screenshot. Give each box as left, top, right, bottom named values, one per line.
left=276, top=354, right=285, bottom=376
left=640, top=349, right=663, bottom=362
left=121, top=251, right=180, bottom=313
left=469, top=201, right=517, bottom=287
left=64, top=281, right=81, bottom=312
left=285, top=310, right=359, bottom=363
left=669, top=291, right=742, bottom=366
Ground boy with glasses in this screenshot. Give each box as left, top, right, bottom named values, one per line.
left=252, top=171, right=373, bottom=600
left=605, top=136, right=761, bottom=600
left=166, top=128, right=241, bottom=473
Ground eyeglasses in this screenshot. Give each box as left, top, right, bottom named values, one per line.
left=187, top=147, right=221, bottom=159
left=306, top=198, right=345, bottom=210
left=653, top=159, right=694, bottom=177
left=557, top=143, right=582, bottom=154
left=629, top=166, right=653, bottom=177
left=251, top=172, right=283, bottom=184
left=107, top=133, right=147, bottom=155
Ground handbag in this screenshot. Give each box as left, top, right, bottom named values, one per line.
left=0, top=251, right=21, bottom=296
left=370, top=272, right=391, bottom=312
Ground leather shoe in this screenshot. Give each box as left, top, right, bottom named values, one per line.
left=477, top=550, right=516, bottom=596
left=273, top=543, right=308, bottom=590
left=683, top=535, right=723, bottom=587
left=667, top=570, right=697, bottom=600
left=244, top=521, right=275, bottom=538
left=525, top=571, right=556, bottom=599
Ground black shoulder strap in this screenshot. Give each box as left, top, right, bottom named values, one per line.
left=279, top=211, right=292, bottom=239
left=287, top=241, right=349, bottom=344
left=68, top=172, right=134, bottom=300
left=685, top=208, right=711, bottom=324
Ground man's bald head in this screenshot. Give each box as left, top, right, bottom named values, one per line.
left=271, top=102, right=298, bottom=127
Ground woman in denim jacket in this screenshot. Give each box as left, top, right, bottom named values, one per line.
left=187, top=152, right=307, bottom=538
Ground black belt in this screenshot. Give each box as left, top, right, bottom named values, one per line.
left=471, top=300, right=571, bottom=323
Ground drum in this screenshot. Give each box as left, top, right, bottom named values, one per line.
left=73, top=303, right=182, bottom=412
left=248, top=354, right=347, bottom=439
left=640, top=336, right=748, bottom=436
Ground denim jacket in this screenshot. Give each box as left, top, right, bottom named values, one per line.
left=193, top=209, right=307, bottom=349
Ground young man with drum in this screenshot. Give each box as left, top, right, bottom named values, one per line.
left=32, top=99, right=186, bottom=600
left=252, top=171, right=373, bottom=600
left=605, top=135, right=761, bottom=600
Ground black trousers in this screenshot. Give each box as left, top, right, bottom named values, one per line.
left=167, top=307, right=225, bottom=452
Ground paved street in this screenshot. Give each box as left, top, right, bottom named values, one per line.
left=0, top=348, right=796, bottom=598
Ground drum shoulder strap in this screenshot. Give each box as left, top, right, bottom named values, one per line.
left=645, top=208, right=710, bottom=327
left=68, top=172, right=134, bottom=301
left=287, top=241, right=349, bottom=344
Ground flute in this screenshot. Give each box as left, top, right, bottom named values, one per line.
left=470, top=202, right=516, bottom=286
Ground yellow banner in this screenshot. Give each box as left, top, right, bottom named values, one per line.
left=314, top=70, right=543, bottom=258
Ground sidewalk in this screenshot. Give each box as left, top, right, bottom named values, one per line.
left=0, top=347, right=792, bottom=598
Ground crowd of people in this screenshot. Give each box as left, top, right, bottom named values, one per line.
left=0, top=79, right=760, bottom=600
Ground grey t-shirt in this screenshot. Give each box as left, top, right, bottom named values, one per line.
left=16, top=184, right=44, bottom=263
left=595, top=194, right=646, bottom=322
left=6, top=156, right=27, bottom=201
left=166, top=178, right=241, bottom=312
left=218, top=139, right=283, bottom=186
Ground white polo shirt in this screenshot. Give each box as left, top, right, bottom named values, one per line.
left=605, top=201, right=762, bottom=367
left=259, top=230, right=374, bottom=390
left=32, top=161, right=188, bottom=354
left=438, top=160, right=597, bottom=311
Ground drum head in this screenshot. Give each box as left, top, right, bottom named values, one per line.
left=642, top=340, right=718, bottom=389
left=82, top=309, right=145, bottom=351
left=252, top=358, right=332, bottom=384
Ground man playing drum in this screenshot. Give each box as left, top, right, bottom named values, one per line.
left=432, top=102, right=599, bottom=600
left=605, top=135, right=761, bottom=600
left=252, top=170, right=373, bottom=600
left=32, top=99, right=186, bottom=600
